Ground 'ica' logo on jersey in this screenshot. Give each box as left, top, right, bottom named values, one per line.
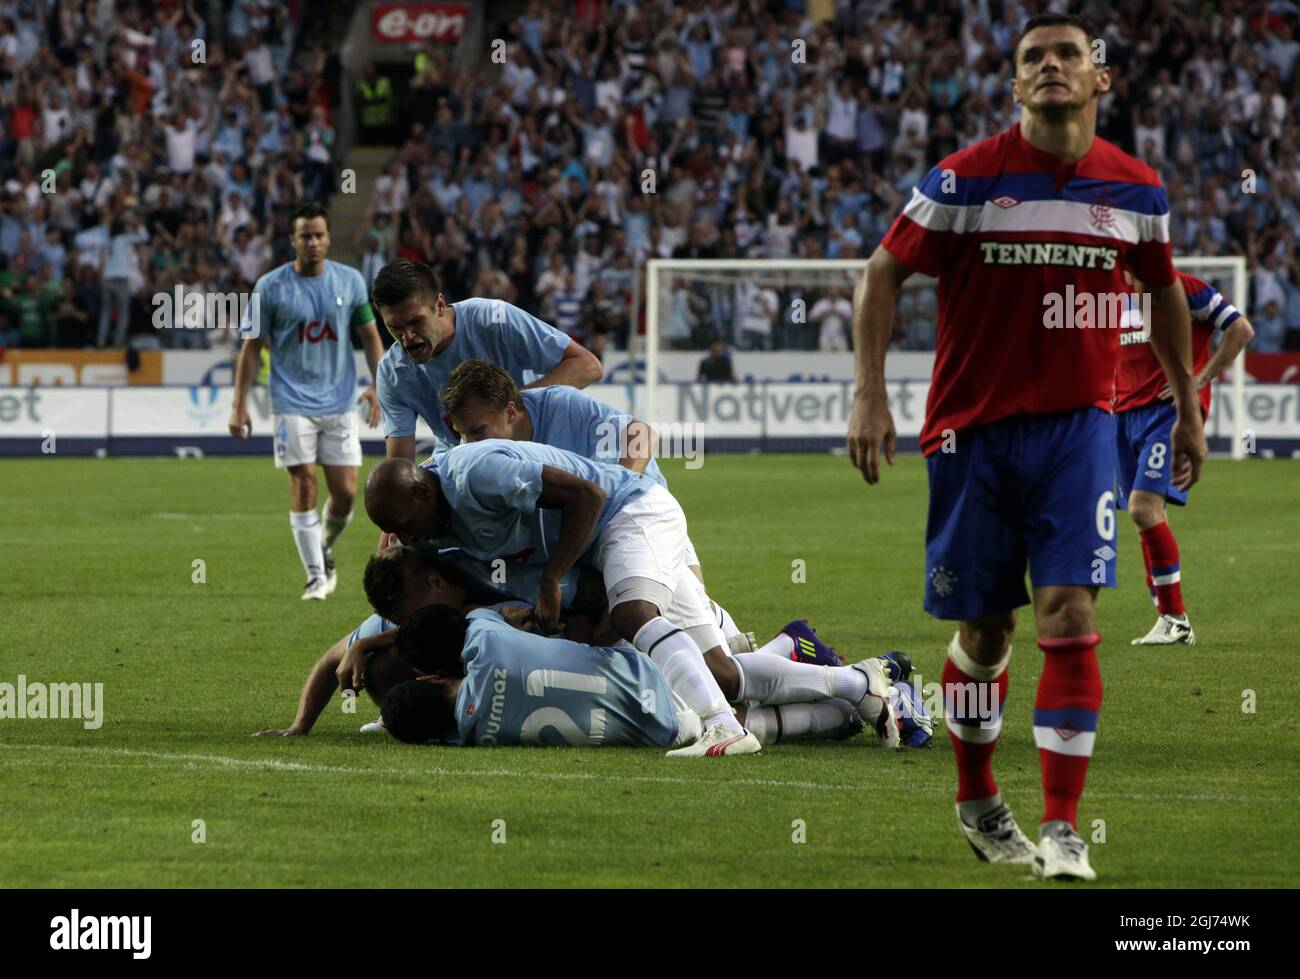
left=297, top=320, right=338, bottom=343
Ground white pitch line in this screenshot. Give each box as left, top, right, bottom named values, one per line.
left=0, top=743, right=859, bottom=793
left=4, top=743, right=1298, bottom=804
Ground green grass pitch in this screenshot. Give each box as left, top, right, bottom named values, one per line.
left=1, top=452, right=1297, bottom=888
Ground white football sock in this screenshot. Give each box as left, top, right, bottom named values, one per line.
left=745, top=700, right=860, bottom=744
left=322, top=500, right=353, bottom=551
left=290, top=509, right=324, bottom=581
left=634, top=616, right=743, bottom=734
left=754, top=632, right=796, bottom=659
left=734, top=654, right=867, bottom=705
left=713, top=602, right=741, bottom=640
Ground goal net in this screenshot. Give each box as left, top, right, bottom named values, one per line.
left=641, top=256, right=1248, bottom=458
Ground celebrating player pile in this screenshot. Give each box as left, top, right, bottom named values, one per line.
left=848, top=14, right=1208, bottom=880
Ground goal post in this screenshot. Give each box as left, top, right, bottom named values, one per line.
left=642, top=255, right=1249, bottom=458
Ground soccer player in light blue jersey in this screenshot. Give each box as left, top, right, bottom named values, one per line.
left=378, top=605, right=889, bottom=750
left=369, top=259, right=603, bottom=462
left=364, top=444, right=900, bottom=755
left=228, top=203, right=386, bottom=601
left=436, top=359, right=846, bottom=669
left=253, top=544, right=599, bottom=737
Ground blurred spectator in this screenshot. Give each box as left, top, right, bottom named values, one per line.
left=697, top=339, right=737, bottom=382
left=97, top=212, right=147, bottom=348
left=809, top=285, right=853, bottom=352
left=1253, top=299, right=1288, bottom=353
left=356, top=63, right=396, bottom=144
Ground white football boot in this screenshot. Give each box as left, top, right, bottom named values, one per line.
left=1035, top=820, right=1098, bottom=881
left=665, top=723, right=761, bottom=757
left=322, top=546, right=338, bottom=596
left=957, top=803, right=1038, bottom=865
left=850, top=658, right=900, bottom=748
left=359, top=718, right=386, bottom=734
left=727, top=631, right=758, bottom=654
left=302, top=577, right=329, bottom=601
left=1131, top=613, right=1195, bottom=646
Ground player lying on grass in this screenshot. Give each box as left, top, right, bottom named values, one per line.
left=436, top=359, right=830, bottom=663
left=1115, top=270, right=1254, bottom=646
left=254, top=544, right=865, bottom=739
left=365, top=445, right=902, bottom=755
left=381, top=603, right=912, bottom=750
left=251, top=547, right=601, bottom=736
left=366, top=444, right=813, bottom=758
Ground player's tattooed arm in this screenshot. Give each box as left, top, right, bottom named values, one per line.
left=848, top=246, right=912, bottom=484
left=254, top=636, right=348, bottom=736
left=534, top=466, right=607, bottom=633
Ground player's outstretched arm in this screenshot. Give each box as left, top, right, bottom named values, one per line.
left=228, top=336, right=266, bottom=438
left=523, top=339, right=604, bottom=391
left=253, top=637, right=348, bottom=736
left=847, top=246, right=911, bottom=484
left=534, top=466, right=607, bottom=633
left=1148, top=281, right=1207, bottom=490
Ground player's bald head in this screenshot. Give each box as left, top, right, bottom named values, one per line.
left=364, top=459, right=442, bottom=540
left=366, top=458, right=419, bottom=516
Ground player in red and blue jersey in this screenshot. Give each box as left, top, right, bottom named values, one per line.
left=1116, top=271, right=1254, bottom=647
left=847, top=13, right=1207, bottom=880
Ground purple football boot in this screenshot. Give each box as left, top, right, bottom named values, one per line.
left=780, top=620, right=844, bottom=666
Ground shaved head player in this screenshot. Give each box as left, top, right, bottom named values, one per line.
left=847, top=13, right=1207, bottom=879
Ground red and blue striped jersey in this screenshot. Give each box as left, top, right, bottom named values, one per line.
left=1114, top=271, right=1241, bottom=415
left=881, top=123, right=1175, bottom=455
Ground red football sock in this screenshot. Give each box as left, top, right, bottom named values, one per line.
left=1140, top=522, right=1184, bottom=616
left=1034, top=635, right=1103, bottom=828
left=1139, top=535, right=1158, bottom=606
left=943, top=650, right=1008, bottom=805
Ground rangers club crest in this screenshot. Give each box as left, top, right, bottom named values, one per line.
left=1089, top=188, right=1118, bottom=231
left=929, top=565, right=956, bottom=597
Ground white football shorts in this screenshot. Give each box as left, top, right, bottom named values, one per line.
left=273, top=411, right=362, bottom=469
left=593, top=484, right=721, bottom=646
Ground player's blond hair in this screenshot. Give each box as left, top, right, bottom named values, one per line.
left=441, top=359, right=521, bottom=420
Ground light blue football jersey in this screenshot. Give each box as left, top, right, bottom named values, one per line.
left=242, top=260, right=374, bottom=416
left=347, top=612, right=397, bottom=647
left=376, top=298, right=573, bottom=447
left=522, top=386, right=667, bottom=489
left=355, top=547, right=582, bottom=639
left=453, top=609, right=679, bottom=747
left=423, top=439, right=654, bottom=562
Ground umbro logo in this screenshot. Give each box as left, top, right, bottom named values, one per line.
left=1094, top=545, right=1116, bottom=562
left=1054, top=725, right=1081, bottom=741
left=1145, top=469, right=1163, bottom=479
left=991, top=196, right=1019, bottom=208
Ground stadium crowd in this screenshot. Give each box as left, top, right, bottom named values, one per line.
left=2, top=0, right=1300, bottom=355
